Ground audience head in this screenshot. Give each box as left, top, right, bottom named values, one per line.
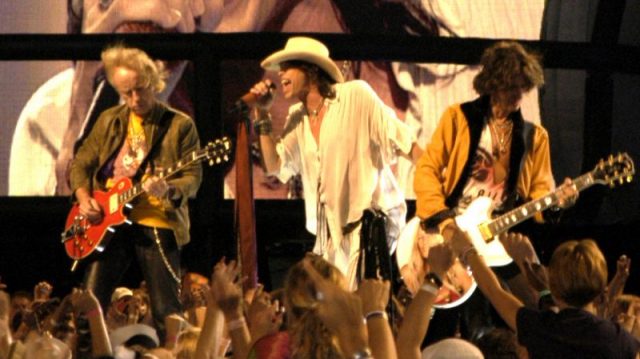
left=283, top=254, right=345, bottom=358
left=174, top=326, right=201, bottom=359
left=421, top=338, right=484, bottom=359
left=475, top=328, right=523, bottom=359
left=24, top=332, right=73, bottom=359
left=110, top=323, right=159, bottom=355
left=548, top=239, right=608, bottom=308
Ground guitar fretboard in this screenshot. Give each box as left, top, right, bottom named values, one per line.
left=117, top=150, right=205, bottom=205
left=487, top=172, right=594, bottom=236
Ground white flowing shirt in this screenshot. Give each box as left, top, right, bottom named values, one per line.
left=274, top=80, right=415, bottom=257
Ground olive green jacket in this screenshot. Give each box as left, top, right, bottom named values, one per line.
left=70, top=102, right=202, bottom=246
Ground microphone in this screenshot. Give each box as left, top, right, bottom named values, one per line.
left=228, top=82, right=276, bottom=114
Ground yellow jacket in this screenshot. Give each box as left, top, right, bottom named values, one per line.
left=414, top=96, right=555, bottom=228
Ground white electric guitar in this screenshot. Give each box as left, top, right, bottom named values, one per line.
left=396, top=153, right=634, bottom=308
left=457, top=152, right=634, bottom=267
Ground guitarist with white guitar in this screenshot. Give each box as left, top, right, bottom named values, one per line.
left=68, top=44, right=203, bottom=342
left=412, top=41, right=578, bottom=342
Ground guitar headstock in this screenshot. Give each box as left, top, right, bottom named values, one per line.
left=591, top=153, right=635, bottom=187
left=203, top=136, right=232, bottom=166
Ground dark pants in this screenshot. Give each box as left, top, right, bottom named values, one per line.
left=83, top=223, right=182, bottom=340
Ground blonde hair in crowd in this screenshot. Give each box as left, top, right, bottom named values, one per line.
left=548, top=239, right=608, bottom=308
left=174, top=326, right=201, bottom=359
left=284, top=254, right=345, bottom=359
left=101, top=44, right=167, bottom=93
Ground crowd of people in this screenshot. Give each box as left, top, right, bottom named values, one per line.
left=0, top=236, right=638, bottom=358
left=2, top=35, right=639, bottom=358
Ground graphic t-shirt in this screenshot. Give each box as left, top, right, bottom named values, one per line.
left=108, top=112, right=171, bottom=229
left=456, top=125, right=507, bottom=214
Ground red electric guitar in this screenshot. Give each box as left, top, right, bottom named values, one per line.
left=61, top=137, right=232, bottom=270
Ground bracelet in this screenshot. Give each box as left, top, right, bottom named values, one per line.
left=425, top=272, right=443, bottom=289
left=420, top=282, right=439, bottom=296
left=227, top=317, right=246, bottom=331
left=253, top=116, right=273, bottom=135
left=85, top=307, right=102, bottom=319
left=364, top=310, right=388, bottom=323
left=460, top=246, right=479, bottom=267
left=352, top=348, right=373, bottom=359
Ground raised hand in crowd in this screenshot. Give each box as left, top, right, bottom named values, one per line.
left=356, top=278, right=394, bottom=359
left=500, top=232, right=544, bottom=307
left=70, top=288, right=112, bottom=358
left=608, top=255, right=632, bottom=315
left=617, top=299, right=640, bottom=341
left=195, top=279, right=227, bottom=359
left=300, top=256, right=387, bottom=359
left=397, top=243, right=454, bottom=359
left=500, top=232, right=539, bottom=267
left=209, top=258, right=250, bottom=359
left=246, top=284, right=284, bottom=344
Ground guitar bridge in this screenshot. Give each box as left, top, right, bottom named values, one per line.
left=478, top=223, right=494, bottom=243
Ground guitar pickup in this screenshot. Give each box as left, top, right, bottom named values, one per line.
left=477, top=223, right=494, bottom=243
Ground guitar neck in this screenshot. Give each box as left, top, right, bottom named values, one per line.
left=487, top=172, right=595, bottom=236
left=119, top=150, right=203, bottom=205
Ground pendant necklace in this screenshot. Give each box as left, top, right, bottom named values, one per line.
left=307, top=98, right=325, bottom=120
left=490, top=119, right=512, bottom=156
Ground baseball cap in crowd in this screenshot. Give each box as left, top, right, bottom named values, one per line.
left=111, top=287, right=134, bottom=303
left=110, top=323, right=160, bottom=351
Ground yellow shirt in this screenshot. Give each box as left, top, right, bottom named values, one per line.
left=107, top=112, right=173, bottom=229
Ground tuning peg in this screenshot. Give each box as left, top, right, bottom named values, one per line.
left=628, top=175, right=634, bottom=183
left=208, top=159, right=214, bottom=166
left=609, top=182, right=615, bottom=189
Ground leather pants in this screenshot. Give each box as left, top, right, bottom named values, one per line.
left=83, top=223, right=182, bottom=341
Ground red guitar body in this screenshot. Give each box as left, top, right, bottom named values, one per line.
left=63, top=178, right=132, bottom=260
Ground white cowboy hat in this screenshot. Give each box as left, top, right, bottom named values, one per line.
left=261, top=36, right=345, bottom=83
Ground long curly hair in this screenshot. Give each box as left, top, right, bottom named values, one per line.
left=284, top=254, right=346, bottom=359
left=473, top=41, right=544, bottom=95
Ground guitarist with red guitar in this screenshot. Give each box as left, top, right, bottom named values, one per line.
left=412, top=41, right=579, bottom=343
left=66, top=44, right=204, bottom=341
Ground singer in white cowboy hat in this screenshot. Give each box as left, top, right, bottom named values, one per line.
left=249, top=36, right=422, bottom=289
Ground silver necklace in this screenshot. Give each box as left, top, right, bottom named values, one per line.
left=307, top=99, right=324, bottom=118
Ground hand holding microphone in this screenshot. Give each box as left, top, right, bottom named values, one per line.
left=247, top=80, right=276, bottom=110
left=229, top=80, right=276, bottom=114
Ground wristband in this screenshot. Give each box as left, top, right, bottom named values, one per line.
left=364, top=310, right=388, bottom=323
left=253, top=116, right=273, bottom=135
left=420, top=282, right=439, bottom=296
left=538, top=289, right=551, bottom=298
left=85, top=307, right=102, bottom=319
left=227, top=317, right=246, bottom=331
